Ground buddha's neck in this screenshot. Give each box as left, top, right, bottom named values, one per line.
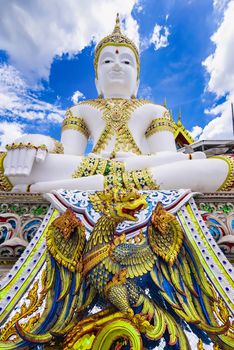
left=103, top=93, right=132, bottom=99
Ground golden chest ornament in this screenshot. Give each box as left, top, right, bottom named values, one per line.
left=80, top=98, right=149, bottom=156
left=103, top=99, right=132, bottom=129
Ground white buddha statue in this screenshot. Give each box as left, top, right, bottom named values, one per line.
left=0, top=15, right=233, bottom=193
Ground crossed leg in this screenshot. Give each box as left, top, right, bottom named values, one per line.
left=4, top=153, right=230, bottom=193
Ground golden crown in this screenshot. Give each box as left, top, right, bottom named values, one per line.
left=94, top=14, right=140, bottom=79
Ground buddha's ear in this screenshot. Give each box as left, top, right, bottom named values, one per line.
left=133, top=79, right=140, bottom=97
left=95, top=78, right=102, bottom=97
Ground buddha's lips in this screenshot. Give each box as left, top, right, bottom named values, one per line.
left=109, top=72, right=123, bottom=78
left=122, top=204, right=144, bottom=217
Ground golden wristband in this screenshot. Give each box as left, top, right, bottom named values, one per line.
left=5, top=143, right=48, bottom=152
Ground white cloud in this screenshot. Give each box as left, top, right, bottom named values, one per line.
left=123, top=14, right=140, bottom=49
left=71, top=90, right=85, bottom=105
left=0, top=0, right=139, bottom=83
left=213, top=0, right=230, bottom=12
left=199, top=1, right=234, bottom=140
left=150, top=24, right=170, bottom=51
left=0, top=122, right=25, bottom=149
left=199, top=101, right=234, bottom=140
left=47, top=113, right=63, bottom=123
left=189, top=126, right=203, bottom=140
left=138, top=85, right=153, bottom=100
left=0, top=63, right=64, bottom=125
left=135, top=4, right=143, bottom=13
left=203, top=1, right=234, bottom=97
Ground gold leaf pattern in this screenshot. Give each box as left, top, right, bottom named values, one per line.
left=0, top=273, right=46, bottom=341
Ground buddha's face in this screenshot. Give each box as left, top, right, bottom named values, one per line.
left=96, top=45, right=139, bottom=98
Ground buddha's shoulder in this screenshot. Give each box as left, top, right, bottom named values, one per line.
left=67, top=99, right=105, bottom=114
left=67, top=99, right=169, bottom=118
left=134, top=100, right=170, bottom=119
left=65, top=100, right=97, bottom=116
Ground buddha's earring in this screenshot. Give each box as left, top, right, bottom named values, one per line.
left=98, top=94, right=104, bottom=99
left=131, top=94, right=136, bottom=99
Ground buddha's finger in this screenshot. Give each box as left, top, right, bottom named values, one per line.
left=22, top=148, right=37, bottom=176
left=4, top=150, right=13, bottom=176
left=35, top=148, right=47, bottom=163
left=15, top=149, right=27, bottom=175
left=190, top=151, right=206, bottom=159
left=9, top=148, right=20, bottom=176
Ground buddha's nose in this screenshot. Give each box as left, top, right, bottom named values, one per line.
left=113, top=62, right=121, bottom=71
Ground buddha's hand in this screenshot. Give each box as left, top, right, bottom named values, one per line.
left=4, top=135, right=56, bottom=176
left=190, top=151, right=206, bottom=159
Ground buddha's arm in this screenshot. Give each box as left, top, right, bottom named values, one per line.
left=145, top=105, right=177, bottom=153
left=137, top=104, right=206, bottom=167
left=61, top=106, right=89, bottom=155
left=123, top=105, right=205, bottom=171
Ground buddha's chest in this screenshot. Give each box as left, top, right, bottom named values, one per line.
left=78, top=99, right=154, bottom=155
left=81, top=99, right=150, bottom=139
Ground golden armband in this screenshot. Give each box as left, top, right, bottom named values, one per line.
left=145, top=117, right=174, bottom=138
left=62, top=110, right=89, bottom=138
left=0, top=153, right=13, bottom=192
left=212, top=155, right=234, bottom=192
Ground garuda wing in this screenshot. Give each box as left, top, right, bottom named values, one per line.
left=148, top=203, right=233, bottom=349
left=16, top=208, right=96, bottom=342
left=103, top=202, right=233, bottom=348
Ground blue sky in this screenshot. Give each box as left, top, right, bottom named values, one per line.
left=0, top=0, right=233, bottom=149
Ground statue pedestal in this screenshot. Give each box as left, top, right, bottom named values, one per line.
left=1, top=191, right=233, bottom=278
left=0, top=189, right=233, bottom=350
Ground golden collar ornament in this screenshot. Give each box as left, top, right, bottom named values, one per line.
left=80, top=98, right=149, bottom=156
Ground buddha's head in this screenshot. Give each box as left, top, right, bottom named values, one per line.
left=94, top=14, right=140, bottom=99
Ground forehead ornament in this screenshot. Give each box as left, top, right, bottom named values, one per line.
left=94, top=13, right=140, bottom=79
